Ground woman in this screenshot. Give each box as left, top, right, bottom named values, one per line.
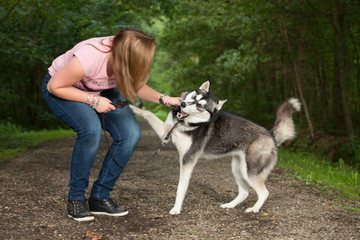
left=42, top=28, right=179, bottom=222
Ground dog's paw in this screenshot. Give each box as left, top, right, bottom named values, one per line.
left=129, top=105, right=146, bottom=117
left=169, top=208, right=181, bottom=215
left=129, top=105, right=140, bottom=113
left=220, top=203, right=235, bottom=209
left=129, top=105, right=138, bottom=112
left=245, top=207, right=259, bottom=213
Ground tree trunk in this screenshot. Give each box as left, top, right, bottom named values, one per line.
left=280, top=15, right=315, bottom=140
left=331, top=0, right=354, bottom=137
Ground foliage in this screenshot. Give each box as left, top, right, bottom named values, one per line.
left=348, top=135, right=360, bottom=168
left=160, top=0, right=288, bottom=119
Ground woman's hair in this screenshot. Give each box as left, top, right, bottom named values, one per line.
left=111, top=28, right=155, bottom=102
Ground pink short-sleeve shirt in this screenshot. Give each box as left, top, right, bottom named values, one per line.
left=48, top=36, right=117, bottom=94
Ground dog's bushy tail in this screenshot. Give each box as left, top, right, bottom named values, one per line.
left=271, top=98, right=301, bottom=146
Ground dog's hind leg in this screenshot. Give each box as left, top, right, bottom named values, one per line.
left=170, top=158, right=198, bottom=215
left=244, top=175, right=269, bottom=213
left=243, top=139, right=276, bottom=213
left=221, top=154, right=249, bottom=209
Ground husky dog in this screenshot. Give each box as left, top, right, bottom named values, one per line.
left=130, top=81, right=301, bottom=215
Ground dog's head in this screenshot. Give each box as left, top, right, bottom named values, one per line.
left=176, top=81, right=227, bottom=125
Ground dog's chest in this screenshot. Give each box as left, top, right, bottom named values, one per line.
left=172, top=131, right=193, bottom=157
left=171, top=124, right=210, bottom=157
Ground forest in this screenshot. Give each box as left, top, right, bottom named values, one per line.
left=1, top=0, right=360, bottom=168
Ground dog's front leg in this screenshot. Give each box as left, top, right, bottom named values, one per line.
left=130, top=105, right=166, bottom=139
left=170, top=158, right=198, bottom=215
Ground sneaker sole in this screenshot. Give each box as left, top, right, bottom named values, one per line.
left=68, top=214, right=95, bottom=222
left=90, top=210, right=129, bottom=217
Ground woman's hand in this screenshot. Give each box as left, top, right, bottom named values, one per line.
left=95, top=97, right=116, bottom=113
left=165, top=96, right=181, bottom=107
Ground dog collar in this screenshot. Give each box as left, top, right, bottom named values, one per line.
left=187, top=110, right=220, bottom=127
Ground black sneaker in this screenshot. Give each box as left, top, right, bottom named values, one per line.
left=89, top=197, right=128, bottom=216
left=67, top=199, right=94, bottom=222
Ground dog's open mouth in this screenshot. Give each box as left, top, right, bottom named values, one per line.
left=176, top=111, right=189, bottom=120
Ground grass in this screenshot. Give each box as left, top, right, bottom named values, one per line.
left=278, top=149, right=360, bottom=208
left=0, top=123, right=75, bottom=163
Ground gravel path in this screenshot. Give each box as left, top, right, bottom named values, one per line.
left=1, top=120, right=359, bottom=239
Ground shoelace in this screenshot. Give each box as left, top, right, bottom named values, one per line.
left=73, top=200, right=90, bottom=214
left=105, top=198, right=119, bottom=209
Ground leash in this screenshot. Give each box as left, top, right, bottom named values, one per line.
left=132, top=120, right=180, bottom=169
left=102, top=100, right=179, bottom=169
left=102, top=100, right=129, bottom=169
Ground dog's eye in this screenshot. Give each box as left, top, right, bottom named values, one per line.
left=196, top=103, right=204, bottom=109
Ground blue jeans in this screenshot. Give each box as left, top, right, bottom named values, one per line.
left=42, top=73, right=141, bottom=200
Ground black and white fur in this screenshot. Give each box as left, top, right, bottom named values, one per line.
left=130, top=81, right=301, bottom=215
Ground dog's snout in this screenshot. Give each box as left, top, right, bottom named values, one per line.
left=181, top=101, right=186, bottom=108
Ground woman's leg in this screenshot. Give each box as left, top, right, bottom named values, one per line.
left=42, top=73, right=102, bottom=200
left=91, top=89, right=141, bottom=199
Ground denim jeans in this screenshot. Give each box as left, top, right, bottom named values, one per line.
left=42, top=73, right=141, bottom=200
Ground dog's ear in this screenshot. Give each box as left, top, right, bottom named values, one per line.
left=199, top=81, right=210, bottom=92
left=216, top=100, right=227, bottom=111
left=180, top=91, right=189, bottom=100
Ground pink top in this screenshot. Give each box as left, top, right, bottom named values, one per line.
left=48, top=36, right=117, bottom=94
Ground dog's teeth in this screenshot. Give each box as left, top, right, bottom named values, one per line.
left=176, top=111, right=189, bottom=120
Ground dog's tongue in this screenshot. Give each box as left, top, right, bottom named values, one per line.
left=177, top=111, right=189, bottom=119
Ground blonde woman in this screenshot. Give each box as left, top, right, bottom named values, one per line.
left=42, top=28, right=179, bottom=222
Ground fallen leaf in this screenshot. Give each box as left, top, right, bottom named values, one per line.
left=88, top=229, right=103, bottom=240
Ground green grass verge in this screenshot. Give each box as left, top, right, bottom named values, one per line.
left=278, top=149, right=360, bottom=209
left=0, top=128, right=75, bottom=163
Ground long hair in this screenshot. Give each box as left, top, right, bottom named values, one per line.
left=111, top=28, right=155, bottom=102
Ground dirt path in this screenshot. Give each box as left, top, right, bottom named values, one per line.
left=1, top=120, right=359, bottom=239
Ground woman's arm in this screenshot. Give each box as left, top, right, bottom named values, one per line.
left=47, top=57, right=88, bottom=102
left=47, top=56, right=115, bottom=112
left=136, top=84, right=180, bottom=106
